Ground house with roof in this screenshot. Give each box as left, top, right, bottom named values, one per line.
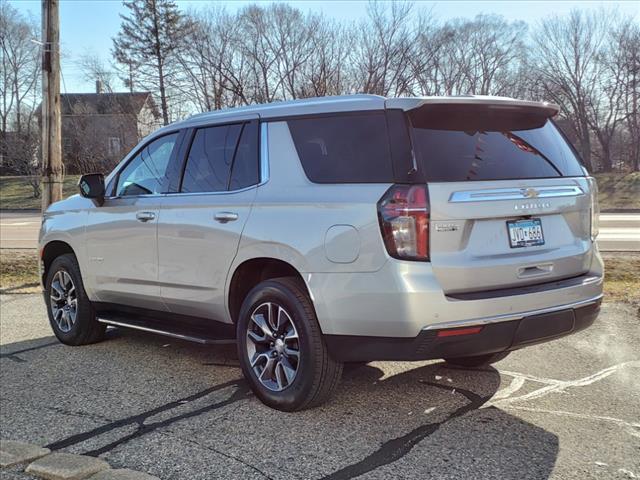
left=60, top=83, right=162, bottom=173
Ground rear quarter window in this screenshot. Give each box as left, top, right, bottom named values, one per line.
left=287, top=113, right=394, bottom=183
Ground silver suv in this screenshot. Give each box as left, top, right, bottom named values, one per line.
left=39, top=95, right=603, bottom=411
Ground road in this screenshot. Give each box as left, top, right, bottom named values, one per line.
left=1, top=294, right=638, bottom=479
left=0, top=211, right=41, bottom=250
left=597, top=214, right=640, bottom=251
left=1, top=210, right=638, bottom=251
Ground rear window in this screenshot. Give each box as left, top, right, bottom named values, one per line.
left=182, top=124, right=242, bottom=193
left=287, top=113, right=394, bottom=183
left=409, top=105, right=584, bottom=181
left=181, top=121, right=259, bottom=193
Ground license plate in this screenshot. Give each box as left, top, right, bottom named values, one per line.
left=507, top=218, right=544, bottom=248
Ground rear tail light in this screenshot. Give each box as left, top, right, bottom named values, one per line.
left=377, top=184, right=430, bottom=261
left=587, top=177, right=599, bottom=241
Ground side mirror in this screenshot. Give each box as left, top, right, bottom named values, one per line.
left=78, top=173, right=105, bottom=206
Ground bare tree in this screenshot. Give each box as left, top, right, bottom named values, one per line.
left=617, top=22, right=640, bottom=171
left=0, top=1, right=39, bottom=135
left=299, top=19, right=354, bottom=97
left=225, top=4, right=319, bottom=103
left=178, top=7, right=237, bottom=111
left=78, top=53, right=116, bottom=93
left=463, top=15, right=528, bottom=96
left=352, top=1, right=414, bottom=96
left=172, top=1, right=637, bottom=173
left=0, top=0, right=41, bottom=196
left=532, top=9, right=613, bottom=171
left=406, top=11, right=451, bottom=96
left=181, top=5, right=356, bottom=107
left=585, top=17, right=636, bottom=171
left=113, top=0, right=193, bottom=125
left=262, top=4, right=318, bottom=100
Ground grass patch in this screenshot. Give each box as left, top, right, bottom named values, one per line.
left=602, top=252, right=640, bottom=306
left=0, top=250, right=40, bottom=294
left=0, top=175, right=80, bottom=210
left=594, top=172, right=640, bottom=211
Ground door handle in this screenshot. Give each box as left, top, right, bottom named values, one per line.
left=136, top=211, right=156, bottom=222
left=214, top=212, right=239, bottom=223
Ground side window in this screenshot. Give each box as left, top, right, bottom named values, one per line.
left=116, top=133, right=178, bottom=196
left=181, top=124, right=242, bottom=193
left=229, top=121, right=259, bottom=190
left=287, top=113, right=394, bottom=183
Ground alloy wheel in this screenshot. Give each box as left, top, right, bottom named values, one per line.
left=246, top=302, right=300, bottom=392
left=49, top=270, right=78, bottom=333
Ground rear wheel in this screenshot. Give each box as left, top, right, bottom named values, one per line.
left=237, top=277, right=343, bottom=411
left=45, top=254, right=105, bottom=345
left=444, top=351, right=510, bottom=368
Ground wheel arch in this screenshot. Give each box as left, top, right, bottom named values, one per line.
left=41, top=240, right=76, bottom=284
left=227, top=257, right=311, bottom=324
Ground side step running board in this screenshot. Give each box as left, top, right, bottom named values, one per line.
left=98, top=317, right=236, bottom=345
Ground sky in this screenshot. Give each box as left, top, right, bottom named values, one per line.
left=8, top=0, right=640, bottom=93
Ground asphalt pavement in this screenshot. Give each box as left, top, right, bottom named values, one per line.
left=0, top=210, right=638, bottom=251
left=1, top=294, right=638, bottom=480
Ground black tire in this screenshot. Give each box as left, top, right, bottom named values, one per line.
left=45, top=253, right=105, bottom=346
left=236, top=277, right=343, bottom=411
left=444, top=351, right=510, bottom=368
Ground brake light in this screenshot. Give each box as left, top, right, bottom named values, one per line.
left=377, top=184, right=430, bottom=261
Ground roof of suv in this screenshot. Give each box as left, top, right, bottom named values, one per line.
left=167, top=94, right=560, bottom=131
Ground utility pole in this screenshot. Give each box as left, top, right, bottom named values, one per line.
left=41, top=0, right=63, bottom=211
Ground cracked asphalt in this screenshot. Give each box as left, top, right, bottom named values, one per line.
left=1, top=294, right=638, bottom=480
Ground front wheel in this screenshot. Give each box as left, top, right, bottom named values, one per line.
left=45, top=254, right=105, bottom=346
left=236, top=277, right=343, bottom=411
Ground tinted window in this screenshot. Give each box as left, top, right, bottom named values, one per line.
left=287, top=113, right=394, bottom=183
left=409, top=106, right=584, bottom=181
left=229, top=121, right=260, bottom=190
left=116, top=133, right=178, bottom=196
left=181, top=124, right=242, bottom=193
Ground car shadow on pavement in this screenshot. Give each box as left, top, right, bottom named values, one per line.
left=315, top=362, right=559, bottom=480
left=1, top=331, right=559, bottom=480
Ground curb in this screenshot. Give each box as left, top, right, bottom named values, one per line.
left=0, top=440, right=160, bottom=480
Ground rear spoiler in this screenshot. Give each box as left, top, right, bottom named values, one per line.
left=385, top=96, right=560, bottom=118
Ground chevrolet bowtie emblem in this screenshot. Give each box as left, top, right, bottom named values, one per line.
left=522, top=188, right=540, bottom=198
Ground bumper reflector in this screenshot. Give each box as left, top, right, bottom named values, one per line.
left=436, top=326, right=483, bottom=337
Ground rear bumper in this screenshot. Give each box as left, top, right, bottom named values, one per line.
left=325, top=298, right=601, bottom=362
left=307, top=251, right=604, bottom=337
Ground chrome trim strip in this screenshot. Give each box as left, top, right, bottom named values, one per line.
left=158, top=184, right=258, bottom=198
left=97, top=318, right=235, bottom=345
left=260, top=122, right=270, bottom=184
left=107, top=184, right=259, bottom=200
left=449, top=185, right=584, bottom=203
left=421, top=294, right=603, bottom=331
